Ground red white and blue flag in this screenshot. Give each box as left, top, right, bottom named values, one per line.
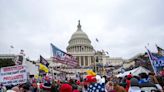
left=50, top=43, right=78, bottom=67
left=87, top=83, right=105, bottom=92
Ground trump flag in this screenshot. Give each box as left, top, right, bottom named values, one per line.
left=50, top=43, right=78, bottom=67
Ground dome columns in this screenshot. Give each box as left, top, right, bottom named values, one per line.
left=67, top=21, right=95, bottom=67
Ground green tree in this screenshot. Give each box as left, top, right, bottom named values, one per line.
left=0, top=58, right=15, bottom=68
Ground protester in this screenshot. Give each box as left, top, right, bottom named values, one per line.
left=105, top=81, right=116, bottom=92
left=11, top=86, right=20, bottom=92
left=125, top=74, right=132, bottom=92
left=139, top=73, right=159, bottom=92
left=59, top=83, right=72, bottom=92
left=148, top=72, right=163, bottom=92
left=1, top=64, right=164, bottom=92
left=51, top=80, right=59, bottom=92
left=128, top=78, right=141, bottom=92
left=0, top=84, right=7, bottom=92
left=113, top=82, right=126, bottom=92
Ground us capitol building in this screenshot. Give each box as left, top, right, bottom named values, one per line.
left=67, top=20, right=95, bottom=67
left=0, top=21, right=128, bottom=75
left=48, top=21, right=127, bottom=75
left=66, top=20, right=125, bottom=67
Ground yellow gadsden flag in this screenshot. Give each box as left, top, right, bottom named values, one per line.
left=86, top=70, right=96, bottom=76
left=39, top=64, right=49, bottom=73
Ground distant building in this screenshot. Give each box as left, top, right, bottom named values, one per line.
left=0, top=54, right=17, bottom=60
left=66, top=21, right=125, bottom=68
left=38, top=21, right=126, bottom=74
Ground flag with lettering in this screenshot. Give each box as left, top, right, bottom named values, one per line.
left=50, top=43, right=78, bottom=67
left=146, top=48, right=164, bottom=75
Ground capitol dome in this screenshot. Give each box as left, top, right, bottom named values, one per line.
left=70, top=29, right=89, bottom=41
left=67, top=20, right=95, bottom=67
left=70, top=23, right=89, bottom=40
left=67, top=20, right=94, bottom=52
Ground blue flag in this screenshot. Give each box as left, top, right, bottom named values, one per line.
left=87, top=83, right=105, bottom=92
left=50, top=43, right=78, bottom=67
left=146, top=48, right=164, bottom=75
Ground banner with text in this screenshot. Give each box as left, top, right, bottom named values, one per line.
left=51, top=43, right=78, bottom=67
left=0, top=65, right=27, bottom=86
left=147, top=48, right=164, bottom=76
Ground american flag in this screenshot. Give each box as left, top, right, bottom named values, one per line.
left=51, top=43, right=78, bottom=67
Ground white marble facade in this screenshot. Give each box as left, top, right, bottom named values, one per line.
left=66, top=21, right=125, bottom=67
left=67, top=20, right=95, bottom=67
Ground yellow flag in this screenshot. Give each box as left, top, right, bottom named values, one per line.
left=39, top=64, right=49, bottom=73
left=86, top=70, right=96, bottom=76
left=34, top=75, right=39, bottom=79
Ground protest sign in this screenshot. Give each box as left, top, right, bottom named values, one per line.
left=0, top=65, right=27, bottom=85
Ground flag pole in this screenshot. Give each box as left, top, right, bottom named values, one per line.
left=94, top=38, right=99, bottom=74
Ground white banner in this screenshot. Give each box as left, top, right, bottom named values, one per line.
left=0, top=65, right=27, bottom=86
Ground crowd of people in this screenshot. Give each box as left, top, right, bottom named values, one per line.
left=0, top=72, right=164, bottom=92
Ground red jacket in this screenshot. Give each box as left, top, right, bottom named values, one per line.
left=126, top=80, right=131, bottom=92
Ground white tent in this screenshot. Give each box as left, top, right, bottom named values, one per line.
left=116, top=66, right=150, bottom=77
left=23, top=61, right=39, bottom=75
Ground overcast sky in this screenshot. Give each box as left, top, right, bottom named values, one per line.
left=0, top=0, right=164, bottom=60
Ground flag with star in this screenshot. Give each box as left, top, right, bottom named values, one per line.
left=51, top=43, right=78, bottom=67
left=87, top=83, right=105, bottom=92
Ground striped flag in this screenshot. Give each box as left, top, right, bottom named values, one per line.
left=50, top=43, right=78, bottom=67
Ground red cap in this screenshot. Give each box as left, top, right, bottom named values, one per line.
left=60, top=84, right=72, bottom=92
left=127, top=74, right=132, bottom=79
left=85, top=75, right=96, bottom=83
